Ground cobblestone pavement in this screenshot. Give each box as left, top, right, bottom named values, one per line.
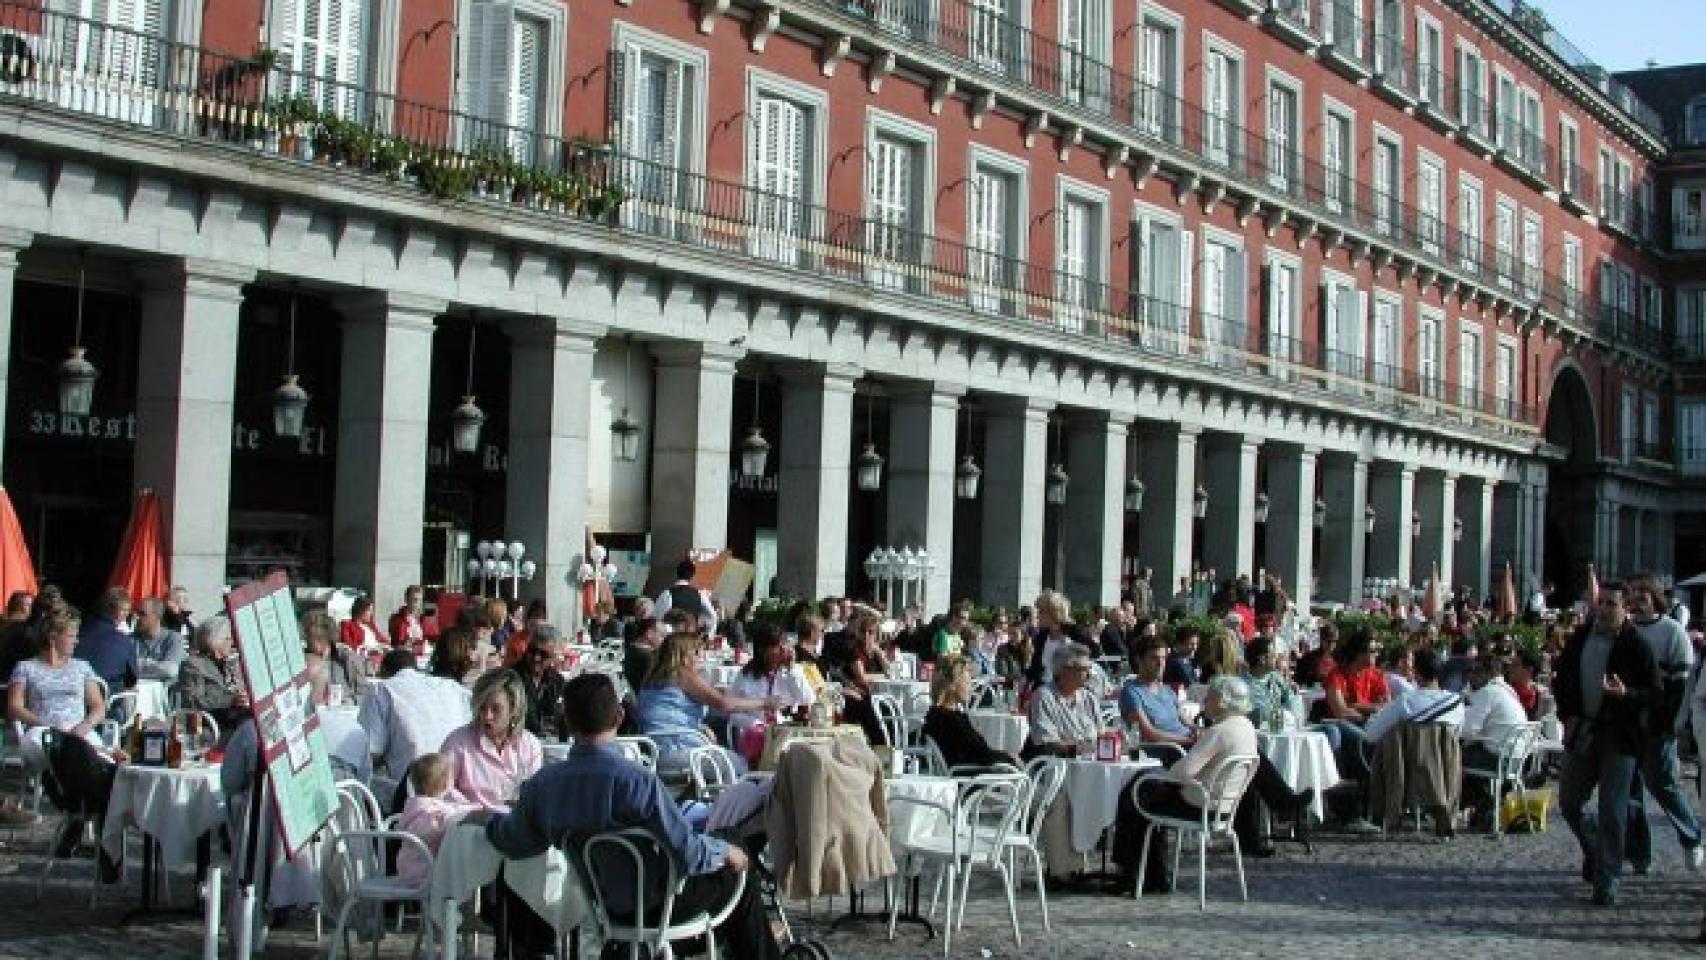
left=2, top=799, right=1703, bottom=960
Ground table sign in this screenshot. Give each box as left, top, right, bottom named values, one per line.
left=227, top=571, right=337, bottom=856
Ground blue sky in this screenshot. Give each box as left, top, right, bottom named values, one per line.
left=1531, top=0, right=1704, bottom=72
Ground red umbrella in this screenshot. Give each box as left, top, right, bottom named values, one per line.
left=1498, top=561, right=1519, bottom=621
left=109, top=488, right=168, bottom=602
left=1421, top=562, right=1442, bottom=621
left=0, top=486, right=38, bottom=600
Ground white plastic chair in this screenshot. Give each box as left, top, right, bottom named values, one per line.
left=104, top=691, right=139, bottom=730
left=1462, top=721, right=1541, bottom=837
left=321, top=779, right=436, bottom=959
left=1132, top=753, right=1260, bottom=910
left=871, top=694, right=908, bottom=750
left=7, top=720, right=46, bottom=814
left=615, top=734, right=663, bottom=770
left=1006, top=758, right=1068, bottom=930
left=685, top=745, right=739, bottom=803
left=566, top=826, right=747, bottom=960
left=888, top=773, right=1028, bottom=956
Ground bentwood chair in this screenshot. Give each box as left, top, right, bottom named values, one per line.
left=1132, top=754, right=1260, bottom=910
left=565, top=826, right=746, bottom=960
left=1462, top=721, right=1541, bottom=837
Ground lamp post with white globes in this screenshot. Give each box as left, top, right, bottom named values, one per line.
left=465, top=539, right=537, bottom=600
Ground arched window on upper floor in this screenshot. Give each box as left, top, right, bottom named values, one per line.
left=1684, top=95, right=1706, bottom=146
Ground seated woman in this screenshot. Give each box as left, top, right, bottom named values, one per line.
left=302, top=610, right=369, bottom=706
left=1240, top=635, right=1303, bottom=727
left=836, top=613, right=893, bottom=747
left=338, top=595, right=387, bottom=650
left=1112, top=675, right=1259, bottom=894
left=440, top=669, right=542, bottom=810
left=726, top=626, right=814, bottom=742
left=635, top=628, right=779, bottom=771
left=922, top=655, right=1017, bottom=770
left=993, top=621, right=1032, bottom=686
left=512, top=625, right=569, bottom=741
left=175, top=616, right=251, bottom=735
left=428, top=627, right=483, bottom=687
left=1025, top=642, right=1103, bottom=760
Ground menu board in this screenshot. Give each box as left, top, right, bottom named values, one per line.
left=227, top=572, right=337, bottom=856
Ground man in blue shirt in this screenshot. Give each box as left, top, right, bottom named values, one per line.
left=75, top=586, right=136, bottom=696
left=1121, top=639, right=1197, bottom=756
left=472, top=673, right=780, bottom=960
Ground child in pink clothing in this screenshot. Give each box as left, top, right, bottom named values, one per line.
left=395, top=753, right=478, bottom=886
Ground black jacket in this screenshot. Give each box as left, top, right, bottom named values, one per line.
left=1554, top=620, right=1662, bottom=756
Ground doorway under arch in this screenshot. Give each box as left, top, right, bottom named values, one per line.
left=1543, top=364, right=1599, bottom=602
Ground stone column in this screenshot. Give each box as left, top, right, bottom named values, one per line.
left=1318, top=453, right=1368, bottom=605
left=981, top=397, right=1052, bottom=608
left=1413, top=471, right=1457, bottom=590
left=1137, top=424, right=1200, bottom=605
left=1525, top=466, right=1548, bottom=588
left=1367, top=462, right=1417, bottom=591
left=0, top=229, right=30, bottom=476
left=776, top=363, right=858, bottom=603
left=133, top=260, right=252, bottom=614
left=1492, top=480, right=1521, bottom=575
left=648, top=342, right=741, bottom=583
left=1456, top=477, right=1496, bottom=600
left=1202, top=435, right=1260, bottom=581
left=505, top=317, right=602, bottom=625
left=1064, top=413, right=1131, bottom=608
left=330, top=291, right=444, bottom=608
left=1265, top=444, right=1318, bottom=611
left=886, top=382, right=961, bottom=616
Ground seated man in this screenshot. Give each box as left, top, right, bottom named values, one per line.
left=1458, top=653, right=1529, bottom=825
left=472, top=674, right=780, bottom=960
left=356, top=648, right=471, bottom=799
left=1363, top=649, right=1464, bottom=835
left=1119, top=640, right=1196, bottom=758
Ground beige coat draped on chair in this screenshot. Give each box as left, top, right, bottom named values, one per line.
left=765, top=736, right=896, bottom=898
left=1370, top=721, right=1462, bottom=831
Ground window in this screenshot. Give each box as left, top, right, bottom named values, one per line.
left=1320, top=273, right=1363, bottom=382
left=1688, top=97, right=1706, bottom=147
left=1373, top=136, right=1400, bottom=236
left=1418, top=310, right=1443, bottom=399
left=465, top=2, right=550, bottom=161
left=865, top=118, right=932, bottom=289
left=1519, top=89, right=1543, bottom=168
left=1459, top=177, right=1483, bottom=273
left=1640, top=177, right=1656, bottom=240
left=1558, top=119, right=1579, bottom=194
left=1457, top=45, right=1486, bottom=134
left=1598, top=147, right=1614, bottom=219
left=1495, top=340, right=1517, bottom=418
left=1679, top=187, right=1706, bottom=246
left=968, top=160, right=1021, bottom=312
left=1620, top=387, right=1637, bottom=462
left=1562, top=238, right=1582, bottom=314
left=1680, top=286, right=1706, bottom=357
left=1199, top=234, right=1245, bottom=362
left=1643, top=391, right=1661, bottom=452
left=1459, top=324, right=1482, bottom=408
left=1322, top=0, right=1362, bottom=56
left=1642, top=280, right=1662, bottom=332
left=274, top=0, right=357, bottom=118
left=1265, top=254, right=1301, bottom=366
left=1056, top=187, right=1107, bottom=325
left=969, top=0, right=1016, bottom=74
left=1323, top=109, right=1352, bottom=213
left=1371, top=294, right=1401, bottom=387
left=1599, top=259, right=1617, bottom=328
left=1060, top=0, right=1109, bottom=107
left=1266, top=80, right=1299, bottom=192
left=1615, top=158, right=1632, bottom=228
left=1418, top=155, right=1444, bottom=254
left=1135, top=211, right=1188, bottom=348
left=1495, top=71, right=1518, bottom=149
left=748, top=78, right=824, bottom=266
left=616, top=29, right=704, bottom=235
left=1618, top=267, right=1637, bottom=332
left=1680, top=400, right=1706, bottom=474
left=1521, top=214, right=1541, bottom=299
left=1137, top=18, right=1178, bottom=141
left=1494, top=199, right=1516, bottom=289
left=1373, top=0, right=1403, bottom=72
left=1204, top=47, right=1240, bottom=168
left=1416, top=16, right=1442, bottom=105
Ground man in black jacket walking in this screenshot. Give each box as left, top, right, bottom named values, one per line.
left=1554, top=581, right=1663, bottom=906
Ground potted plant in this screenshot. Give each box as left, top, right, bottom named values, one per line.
left=370, top=136, right=408, bottom=181
left=416, top=155, right=474, bottom=200
left=584, top=182, right=627, bottom=224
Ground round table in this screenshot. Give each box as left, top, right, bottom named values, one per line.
left=966, top=711, right=1029, bottom=756
left=1062, top=757, right=1159, bottom=853
left=100, top=762, right=227, bottom=872
left=1259, top=729, right=1341, bottom=822
left=433, top=821, right=588, bottom=960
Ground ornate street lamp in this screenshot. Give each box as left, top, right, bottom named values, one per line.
left=272, top=287, right=309, bottom=438
left=611, top=335, right=642, bottom=462
left=1411, top=510, right=1423, bottom=538
left=856, top=390, right=884, bottom=492
left=451, top=319, right=485, bottom=454
left=1254, top=490, right=1271, bottom=524
left=1193, top=484, right=1210, bottom=519
left=57, top=253, right=98, bottom=416
left=740, top=374, right=769, bottom=479
left=1312, top=495, right=1328, bottom=529
left=1046, top=463, right=1069, bottom=505
left=955, top=454, right=982, bottom=500
left=1124, top=476, right=1146, bottom=513
left=1452, top=516, right=1465, bottom=541
left=1364, top=504, right=1377, bottom=534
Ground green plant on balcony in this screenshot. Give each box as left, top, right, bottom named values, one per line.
left=466, top=142, right=512, bottom=197
left=249, top=45, right=283, bottom=74
left=314, top=116, right=372, bottom=167
left=416, top=154, right=474, bottom=200
left=270, top=94, right=320, bottom=159
left=369, top=136, right=409, bottom=181
left=582, top=182, right=627, bottom=224
left=1511, top=1, right=1550, bottom=41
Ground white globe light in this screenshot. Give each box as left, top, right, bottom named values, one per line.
left=590, top=544, right=607, bottom=564
left=507, top=541, right=525, bottom=561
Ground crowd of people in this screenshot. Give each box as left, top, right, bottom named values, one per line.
left=2, top=557, right=1702, bottom=955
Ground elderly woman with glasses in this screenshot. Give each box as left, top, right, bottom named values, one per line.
left=1111, top=674, right=1260, bottom=895
left=439, top=669, right=542, bottom=811
left=512, top=623, right=569, bottom=741
left=1026, top=641, right=1103, bottom=760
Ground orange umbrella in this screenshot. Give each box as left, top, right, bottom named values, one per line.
left=0, top=486, right=38, bottom=600
left=108, top=488, right=168, bottom=602
left=1421, top=562, right=1442, bottom=621
left=1585, top=562, right=1600, bottom=606
left=1497, top=561, right=1518, bottom=621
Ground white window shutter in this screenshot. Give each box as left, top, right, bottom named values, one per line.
left=1320, top=280, right=1337, bottom=354
left=1178, top=229, right=1194, bottom=332
left=272, top=0, right=302, bottom=66
left=468, top=0, right=516, bottom=132
left=509, top=17, right=541, bottom=133
left=1354, top=290, right=1368, bottom=360
left=1227, top=248, right=1245, bottom=332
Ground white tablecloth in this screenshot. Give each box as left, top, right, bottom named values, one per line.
left=541, top=740, right=575, bottom=764
left=886, top=774, right=961, bottom=865
left=433, top=822, right=588, bottom=960
left=1063, top=758, right=1157, bottom=853
left=966, top=711, right=1029, bottom=756
left=1259, top=730, right=1340, bottom=821
left=100, top=763, right=227, bottom=871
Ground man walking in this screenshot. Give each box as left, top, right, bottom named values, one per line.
left=1555, top=581, right=1663, bottom=905
left=1623, top=573, right=1703, bottom=873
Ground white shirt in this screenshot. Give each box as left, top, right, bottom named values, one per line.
left=1364, top=686, right=1464, bottom=744
left=726, top=667, right=815, bottom=733
left=1385, top=672, right=1416, bottom=698
left=1460, top=677, right=1527, bottom=748
left=357, top=668, right=472, bottom=777
left=652, top=582, right=720, bottom=635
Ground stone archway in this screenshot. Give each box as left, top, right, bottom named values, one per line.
left=1543, top=363, right=1599, bottom=601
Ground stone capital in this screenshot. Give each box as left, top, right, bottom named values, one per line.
left=334, top=290, right=447, bottom=330
left=504, top=314, right=606, bottom=350
left=650, top=339, right=746, bottom=372
left=136, top=258, right=256, bottom=302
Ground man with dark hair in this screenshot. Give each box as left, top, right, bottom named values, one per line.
left=473, top=674, right=782, bottom=960
left=76, top=586, right=136, bottom=694
left=1555, top=580, right=1663, bottom=906
left=1162, top=626, right=1200, bottom=689
left=652, top=559, right=718, bottom=634
left=1623, top=573, right=1703, bottom=874
left=1320, top=627, right=1391, bottom=833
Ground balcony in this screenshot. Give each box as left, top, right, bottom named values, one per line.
left=1673, top=212, right=1706, bottom=251
left=1453, top=88, right=1498, bottom=157
left=1478, top=0, right=1666, bottom=139
left=1318, top=0, right=1372, bottom=81
left=0, top=1, right=1548, bottom=440
left=1371, top=40, right=1419, bottom=109
left=1263, top=0, right=1322, bottom=53
left=1494, top=120, right=1551, bottom=190
left=1215, top=0, right=1267, bottom=16
left=1559, top=161, right=1594, bottom=216
left=1413, top=62, right=1455, bottom=132
left=1598, top=303, right=1669, bottom=356
left=1680, top=444, right=1706, bottom=478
